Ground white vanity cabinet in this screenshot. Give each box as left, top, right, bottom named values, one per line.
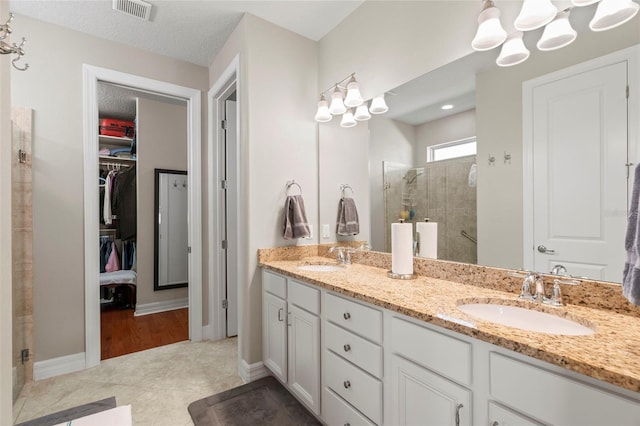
left=389, top=317, right=472, bottom=426
left=323, top=293, right=384, bottom=425
left=262, top=270, right=321, bottom=415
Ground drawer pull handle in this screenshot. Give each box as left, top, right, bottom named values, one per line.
left=491, top=422, right=499, bottom=426
left=343, top=380, right=351, bottom=389
left=344, top=423, right=350, bottom=426
left=343, top=344, right=351, bottom=352
left=343, top=312, right=351, bottom=320
left=277, top=308, right=284, bottom=322
left=455, top=403, right=463, bottom=426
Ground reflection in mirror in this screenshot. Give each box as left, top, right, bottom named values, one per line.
left=154, top=169, right=188, bottom=290
left=328, top=6, right=639, bottom=285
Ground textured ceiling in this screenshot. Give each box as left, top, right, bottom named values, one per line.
left=98, top=82, right=187, bottom=120
left=8, top=0, right=364, bottom=67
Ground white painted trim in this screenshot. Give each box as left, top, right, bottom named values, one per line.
left=82, top=65, right=203, bottom=369
left=522, top=44, right=640, bottom=271
left=238, top=358, right=270, bottom=384
left=134, top=298, right=189, bottom=317
left=208, top=56, right=241, bottom=344
left=202, top=324, right=214, bottom=340
left=34, top=352, right=86, bottom=381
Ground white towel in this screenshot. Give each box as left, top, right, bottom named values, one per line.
left=283, top=195, right=310, bottom=240
left=336, top=197, right=360, bottom=236
left=623, top=164, right=640, bottom=305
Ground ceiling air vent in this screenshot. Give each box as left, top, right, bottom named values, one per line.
left=112, top=0, right=153, bottom=21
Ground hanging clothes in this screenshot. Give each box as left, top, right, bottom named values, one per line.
left=103, top=170, right=116, bottom=225
left=105, top=241, right=121, bottom=272
left=112, top=166, right=137, bottom=240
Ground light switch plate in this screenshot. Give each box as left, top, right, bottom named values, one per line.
left=322, top=224, right=330, bottom=239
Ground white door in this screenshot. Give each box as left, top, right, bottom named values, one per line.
left=287, top=304, right=320, bottom=414
left=262, top=291, right=287, bottom=382
left=224, top=99, right=238, bottom=337
left=531, top=61, right=628, bottom=281
left=391, top=355, right=471, bottom=426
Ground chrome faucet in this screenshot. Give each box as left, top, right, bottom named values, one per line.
left=550, top=264, right=567, bottom=276
left=328, top=246, right=355, bottom=265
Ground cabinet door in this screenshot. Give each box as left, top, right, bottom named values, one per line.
left=288, top=304, right=321, bottom=415
left=263, top=291, right=287, bottom=383
left=391, top=355, right=471, bottom=426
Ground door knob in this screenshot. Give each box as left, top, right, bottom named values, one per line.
left=537, top=244, right=556, bottom=254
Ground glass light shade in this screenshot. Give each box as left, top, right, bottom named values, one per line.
left=354, top=104, right=371, bottom=121
left=471, top=2, right=508, bottom=51
left=340, top=109, right=357, bottom=128
left=496, top=32, right=530, bottom=67
left=344, top=78, right=364, bottom=107
left=537, top=11, right=577, bottom=51
left=314, top=95, right=332, bottom=122
left=329, top=87, right=346, bottom=115
left=514, top=0, right=557, bottom=31
left=369, top=94, right=388, bottom=114
left=571, top=0, right=600, bottom=5
left=589, top=0, right=639, bottom=31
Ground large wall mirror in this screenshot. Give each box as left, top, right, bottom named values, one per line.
left=319, top=4, right=639, bottom=285
left=154, top=169, right=188, bottom=290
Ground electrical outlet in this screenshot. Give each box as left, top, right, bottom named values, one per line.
left=322, top=224, right=330, bottom=238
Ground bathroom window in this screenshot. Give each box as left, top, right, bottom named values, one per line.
left=427, top=137, right=477, bottom=162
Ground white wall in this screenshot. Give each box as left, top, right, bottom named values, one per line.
left=367, top=116, right=415, bottom=251
left=415, top=109, right=476, bottom=164
left=10, top=15, right=208, bottom=362
left=209, top=14, right=318, bottom=365
left=137, top=97, right=188, bottom=306
left=1, top=0, right=13, bottom=421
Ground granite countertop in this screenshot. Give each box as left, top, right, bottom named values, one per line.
left=260, top=256, right=640, bottom=394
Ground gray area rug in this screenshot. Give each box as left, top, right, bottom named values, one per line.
left=188, top=376, right=321, bottom=426
left=16, top=396, right=117, bottom=426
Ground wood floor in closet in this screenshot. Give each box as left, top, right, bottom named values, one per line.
left=100, top=307, right=189, bottom=360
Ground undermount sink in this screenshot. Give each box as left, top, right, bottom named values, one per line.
left=456, top=302, right=595, bottom=336
left=297, top=264, right=345, bottom=272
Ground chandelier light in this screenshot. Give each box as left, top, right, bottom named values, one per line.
left=314, top=73, right=389, bottom=126
left=471, top=0, right=639, bottom=67
left=0, top=13, right=28, bottom=71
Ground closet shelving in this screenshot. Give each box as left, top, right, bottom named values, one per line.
left=99, top=134, right=136, bottom=164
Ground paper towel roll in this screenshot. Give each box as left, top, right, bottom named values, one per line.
left=416, top=221, right=438, bottom=259
left=391, top=222, right=414, bottom=275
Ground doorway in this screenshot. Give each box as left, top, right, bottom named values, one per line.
left=83, top=65, right=203, bottom=369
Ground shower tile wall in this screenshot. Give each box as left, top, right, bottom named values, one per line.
left=12, top=107, right=34, bottom=401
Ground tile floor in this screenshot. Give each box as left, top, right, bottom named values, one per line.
left=12, top=338, right=244, bottom=425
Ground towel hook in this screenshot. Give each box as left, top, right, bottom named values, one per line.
left=286, top=180, right=302, bottom=195
left=340, top=184, right=354, bottom=197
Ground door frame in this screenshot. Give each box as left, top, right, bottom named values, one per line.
left=522, top=44, right=639, bottom=272
left=207, top=56, right=242, bottom=346
left=82, top=64, right=203, bottom=368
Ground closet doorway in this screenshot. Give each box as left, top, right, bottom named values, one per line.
left=83, top=65, right=203, bottom=369
left=98, top=82, right=190, bottom=360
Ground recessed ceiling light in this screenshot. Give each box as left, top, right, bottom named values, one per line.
left=441, top=104, right=454, bottom=110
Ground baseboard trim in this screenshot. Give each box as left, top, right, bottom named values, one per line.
left=238, top=358, right=270, bottom=383
left=34, top=352, right=86, bottom=381
left=134, top=298, right=188, bottom=317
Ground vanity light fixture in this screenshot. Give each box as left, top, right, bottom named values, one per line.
left=589, top=0, right=639, bottom=31
left=496, top=32, right=530, bottom=67
left=472, top=0, right=638, bottom=67
left=314, top=72, right=388, bottom=125
left=471, top=0, right=508, bottom=51
left=537, top=9, right=577, bottom=51
left=514, top=0, right=558, bottom=31
left=0, top=13, right=28, bottom=71
left=340, top=109, right=357, bottom=128
left=354, top=104, right=372, bottom=121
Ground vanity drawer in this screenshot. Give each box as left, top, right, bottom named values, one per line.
left=325, top=322, right=382, bottom=378
left=391, top=317, right=472, bottom=386
left=323, top=387, right=375, bottom=426
left=325, top=293, right=382, bottom=343
left=488, top=402, right=543, bottom=426
left=490, top=352, right=640, bottom=425
left=262, top=270, right=286, bottom=299
left=288, top=279, right=320, bottom=315
left=325, top=350, right=382, bottom=425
